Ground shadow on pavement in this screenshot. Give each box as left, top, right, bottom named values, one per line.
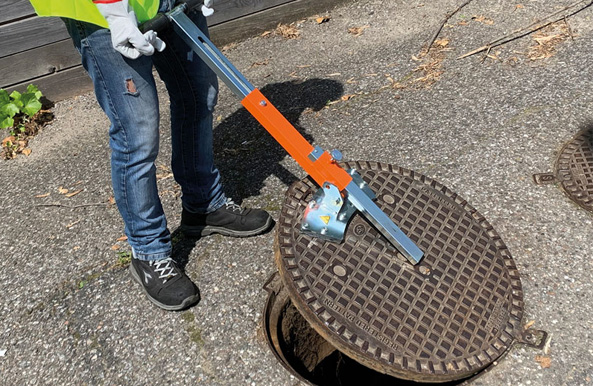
left=213, top=78, right=345, bottom=204
left=170, top=78, right=343, bottom=271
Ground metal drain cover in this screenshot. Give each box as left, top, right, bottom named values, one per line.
left=275, top=161, right=524, bottom=382
left=534, top=128, right=593, bottom=210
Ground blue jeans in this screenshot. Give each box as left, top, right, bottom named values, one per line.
left=64, top=1, right=226, bottom=261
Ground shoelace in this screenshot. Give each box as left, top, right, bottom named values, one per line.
left=150, top=258, right=178, bottom=283
left=224, top=199, right=243, bottom=213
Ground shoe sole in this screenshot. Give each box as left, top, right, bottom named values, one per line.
left=129, top=264, right=200, bottom=311
left=181, top=216, right=273, bottom=238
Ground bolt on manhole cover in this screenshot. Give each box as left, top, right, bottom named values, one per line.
left=275, top=161, right=524, bottom=382
left=534, top=127, right=593, bottom=211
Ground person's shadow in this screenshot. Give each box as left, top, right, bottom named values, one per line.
left=212, top=78, right=345, bottom=203
left=172, top=78, right=344, bottom=269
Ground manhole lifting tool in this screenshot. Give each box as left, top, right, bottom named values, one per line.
left=143, top=1, right=424, bottom=264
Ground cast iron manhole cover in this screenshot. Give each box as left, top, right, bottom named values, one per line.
left=534, top=128, right=593, bottom=210
left=275, top=161, right=524, bottom=382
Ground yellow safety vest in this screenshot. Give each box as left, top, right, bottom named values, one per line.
left=29, top=0, right=159, bottom=29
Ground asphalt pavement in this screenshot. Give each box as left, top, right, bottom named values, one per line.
left=1, top=0, right=593, bottom=385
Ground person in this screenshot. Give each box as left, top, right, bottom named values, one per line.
left=29, top=0, right=273, bottom=311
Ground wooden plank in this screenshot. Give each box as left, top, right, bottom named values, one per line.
left=8, top=67, right=93, bottom=103
left=0, top=0, right=35, bottom=24
left=0, top=40, right=80, bottom=88
left=210, top=0, right=351, bottom=46
left=3, top=0, right=350, bottom=102
left=0, top=16, right=69, bottom=58
left=208, top=0, right=294, bottom=25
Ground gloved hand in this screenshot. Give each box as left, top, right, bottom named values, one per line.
left=201, top=0, right=214, bottom=17
left=94, top=0, right=166, bottom=59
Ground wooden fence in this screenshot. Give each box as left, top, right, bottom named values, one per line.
left=1, top=0, right=348, bottom=102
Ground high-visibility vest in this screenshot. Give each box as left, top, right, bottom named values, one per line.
left=28, top=0, right=159, bottom=29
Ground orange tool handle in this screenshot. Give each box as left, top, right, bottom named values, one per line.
left=242, top=89, right=353, bottom=191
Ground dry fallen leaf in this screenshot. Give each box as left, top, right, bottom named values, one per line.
left=35, top=193, right=50, bottom=198
left=534, top=34, right=561, bottom=44
left=58, top=186, right=69, bottom=194
left=515, top=4, right=524, bottom=10
left=116, top=235, right=128, bottom=242
left=111, top=245, right=121, bottom=251
left=2, top=136, right=15, bottom=146
left=341, top=94, right=356, bottom=101
left=65, top=189, right=83, bottom=198
left=275, top=23, right=300, bottom=39
left=21, top=148, right=32, bottom=156
left=473, top=15, right=494, bottom=25
left=108, top=196, right=116, bottom=205
left=348, top=25, right=369, bottom=37
left=66, top=219, right=82, bottom=229
left=524, top=320, right=536, bottom=330
left=535, top=355, right=551, bottom=369
left=434, top=38, right=450, bottom=47
left=316, top=16, right=330, bottom=24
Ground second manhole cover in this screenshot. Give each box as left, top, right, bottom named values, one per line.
left=275, top=161, right=524, bottom=382
left=556, top=128, right=593, bottom=210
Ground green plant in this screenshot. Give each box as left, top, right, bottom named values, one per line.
left=116, top=251, right=132, bottom=267
left=0, top=85, right=43, bottom=130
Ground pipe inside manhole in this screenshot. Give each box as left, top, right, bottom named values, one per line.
left=263, top=273, right=477, bottom=386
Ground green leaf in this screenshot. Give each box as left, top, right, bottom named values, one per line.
left=26, top=84, right=43, bottom=100
left=21, top=94, right=42, bottom=117
left=0, top=89, right=9, bottom=104
left=0, top=116, right=14, bottom=129
left=9, top=91, right=23, bottom=110
left=0, top=102, right=20, bottom=118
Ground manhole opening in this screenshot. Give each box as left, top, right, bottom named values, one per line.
left=269, top=161, right=525, bottom=383
left=264, top=286, right=474, bottom=386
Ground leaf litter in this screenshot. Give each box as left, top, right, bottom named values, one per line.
left=1, top=109, right=54, bottom=159
left=525, top=22, right=572, bottom=61
left=392, top=38, right=452, bottom=90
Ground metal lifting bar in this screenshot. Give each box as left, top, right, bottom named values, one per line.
left=161, top=4, right=424, bottom=265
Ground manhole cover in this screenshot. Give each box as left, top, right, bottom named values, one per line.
left=535, top=128, right=593, bottom=210
left=275, top=161, right=524, bottom=382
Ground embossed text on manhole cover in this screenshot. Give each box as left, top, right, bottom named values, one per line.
left=275, top=161, right=524, bottom=382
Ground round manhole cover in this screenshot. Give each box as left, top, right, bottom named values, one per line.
left=275, top=161, right=524, bottom=382
left=555, top=129, right=593, bottom=210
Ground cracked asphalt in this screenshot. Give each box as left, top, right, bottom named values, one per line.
left=2, top=0, right=593, bottom=384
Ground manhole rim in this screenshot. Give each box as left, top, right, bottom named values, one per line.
left=275, top=161, right=524, bottom=382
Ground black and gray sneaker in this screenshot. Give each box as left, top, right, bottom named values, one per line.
left=129, top=257, right=200, bottom=311
left=181, top=199, right=273, bottom=238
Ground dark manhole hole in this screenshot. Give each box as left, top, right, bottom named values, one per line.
left=270, top=161, right=525, bottom=383
left=534, top=127, right=593, bottom=211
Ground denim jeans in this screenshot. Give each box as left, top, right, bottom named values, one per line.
left=64, top=1, right=226, bottom=261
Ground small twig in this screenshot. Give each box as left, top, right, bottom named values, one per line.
left=36, top=203, right=108, bottom=209
left=66, top=219, right=82, bottom=229
left=458, top=0, right=593, bottom=59
left=422, top=0, right=477, bottom=56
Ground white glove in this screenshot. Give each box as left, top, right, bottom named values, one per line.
left=95, top=0, right=166, bottom=59
left=201, top=0, right=214, bottom=17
